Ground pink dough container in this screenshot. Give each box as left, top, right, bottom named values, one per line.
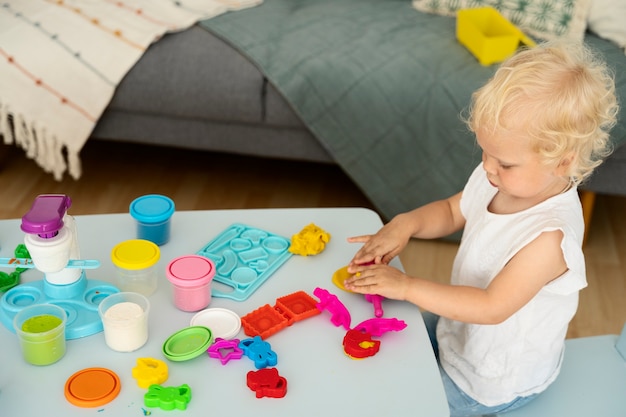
left=166, top=255, right=215, bottom=312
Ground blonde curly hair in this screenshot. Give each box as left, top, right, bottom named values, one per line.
left=466, top=41, right=619, bottom=185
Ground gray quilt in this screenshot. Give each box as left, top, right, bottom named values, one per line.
left=199, top=0, right=626, bottom=223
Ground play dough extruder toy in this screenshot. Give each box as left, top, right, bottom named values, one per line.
left=0, top=194, right=119, bottom=338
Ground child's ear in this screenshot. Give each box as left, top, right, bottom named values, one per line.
left=555, top=152, right=576, bottom=176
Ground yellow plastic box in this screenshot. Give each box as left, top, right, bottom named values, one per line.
left=456, top=7, right=535, bottom=66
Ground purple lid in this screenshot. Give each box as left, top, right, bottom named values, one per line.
left=21, top=194, right=72, bottom=237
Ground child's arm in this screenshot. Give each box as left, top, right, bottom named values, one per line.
left=348, top=192, right=465, bottom=268
left=345, top=229, right=568, bottom=324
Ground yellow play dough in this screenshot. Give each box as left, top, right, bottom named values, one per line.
left=288, top=223, right=331, bottom=256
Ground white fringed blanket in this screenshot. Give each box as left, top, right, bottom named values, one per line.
left=0, top=0, right=261, bottom=180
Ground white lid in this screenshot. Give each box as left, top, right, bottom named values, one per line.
left=190, top=308, right=241, bottom=340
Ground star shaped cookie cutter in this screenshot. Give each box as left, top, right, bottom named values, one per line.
left=207, top=337, right=244, bottom=365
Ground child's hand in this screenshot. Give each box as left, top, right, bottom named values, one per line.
left=347, top=218, right=412, bottom=271
left=346, top=234, right=381, bottom=268
left=343, top=263, right=411, bottom=301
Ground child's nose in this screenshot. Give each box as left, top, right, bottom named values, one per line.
left=482, top=152, right=496, bottom=173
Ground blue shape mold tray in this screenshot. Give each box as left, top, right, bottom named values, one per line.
left=197, top=224, right=292, bottom=301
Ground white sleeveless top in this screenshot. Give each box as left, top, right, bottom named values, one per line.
left=437, top=163, right=587, bottom=406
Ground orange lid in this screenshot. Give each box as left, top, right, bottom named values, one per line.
left=64, top=367, right=121, bottom=407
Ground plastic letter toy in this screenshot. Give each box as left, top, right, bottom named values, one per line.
left=207, top=338, right=244, bottom=365
left=239, top=336, right=278, bottom=369
left=288, top=223, right=331, bottom=256
left=132, top=358, right=169, bottom=389
left=313, top=287, right=351, bottom=329
left=247, top=368, right=288, bottom=398
left=144, top=384, right=192, bottom=411
left=343, top=329, right=381, bottom=359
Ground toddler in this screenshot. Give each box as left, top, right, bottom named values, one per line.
left=344, top=41, right=618, bottom=416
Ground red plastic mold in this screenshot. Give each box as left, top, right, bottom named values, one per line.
left=246, top=368, right=287, bottom=398
left=241, top=304, right=289, bottom=339
left=241, top=291, right=321, bottom=339
left=343, top=329, right=381, bottom=359
left=275, top=291, right=320, bottom=324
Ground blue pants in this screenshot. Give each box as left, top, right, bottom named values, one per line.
left=422, top=311, right=538, bottom=416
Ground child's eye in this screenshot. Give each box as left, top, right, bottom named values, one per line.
left=499, top=164, right=513, bottom=169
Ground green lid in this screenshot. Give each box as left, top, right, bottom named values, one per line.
left=162, top=326, right=213, bottom=362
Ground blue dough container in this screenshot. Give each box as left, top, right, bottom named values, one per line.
left=129, top=195, right=175, bottom=246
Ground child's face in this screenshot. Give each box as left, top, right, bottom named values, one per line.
left=476, top=127, right=567, bottom=203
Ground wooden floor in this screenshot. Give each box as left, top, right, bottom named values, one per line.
left=1, top=140, right=624, bottom=338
